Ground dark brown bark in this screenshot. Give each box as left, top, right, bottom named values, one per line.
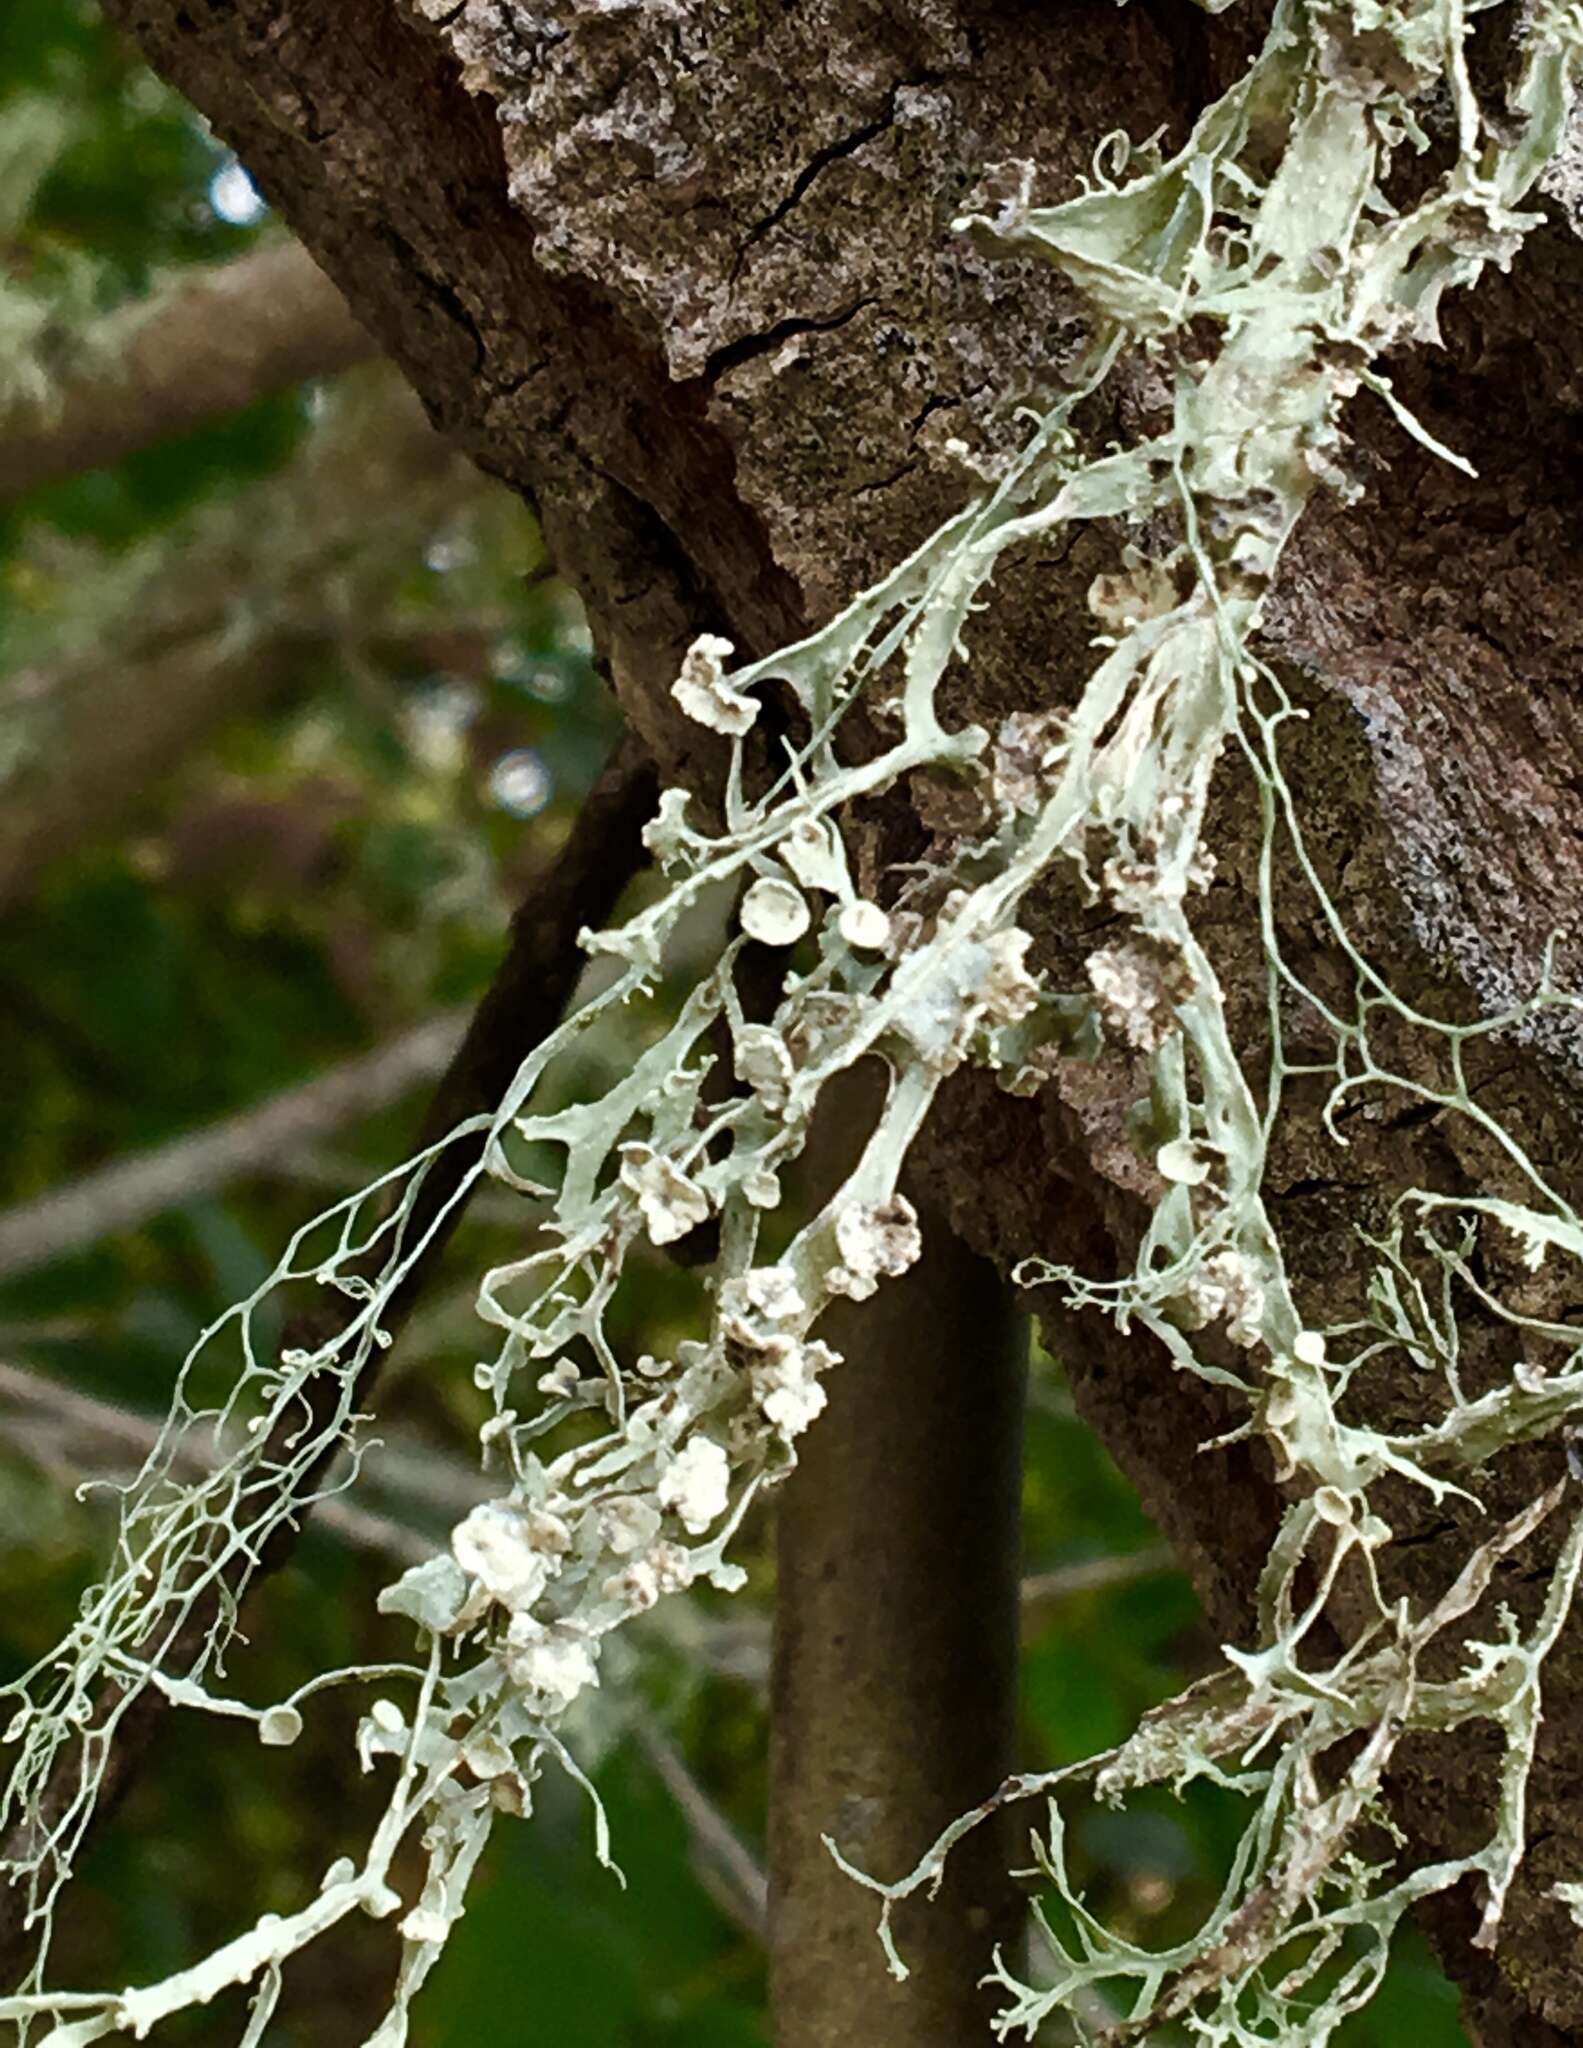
left=771, top=1175, right=1026, bottom=2046
left=91, top=1, right=1583, bottom=2034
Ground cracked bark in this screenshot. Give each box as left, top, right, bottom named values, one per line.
left=96, top=0, right=1583, bottom=2036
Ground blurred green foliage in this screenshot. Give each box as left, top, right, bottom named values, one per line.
left=0, top=6, right=1469, bottom=2043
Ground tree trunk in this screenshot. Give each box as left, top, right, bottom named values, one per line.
left=98, top=2, right=1583, bottom=2035
left=770, top=1154, right=1026, bottom=2045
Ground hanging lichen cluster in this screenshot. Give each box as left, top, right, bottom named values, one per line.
left=5, top=1, right=1583, bottom=2040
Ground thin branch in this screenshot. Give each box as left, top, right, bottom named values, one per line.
left=0, top=731, right=657, bottom=1983
left=0, top=1362, right=443, bottom=1567
left=1020, top=1547, right=1176, bottom=1629
left=0, top=1011, right=470, bottom=1280
left=632, top=1719, right=769, bottom=1942
left=0, top=242, right=373, bottom=504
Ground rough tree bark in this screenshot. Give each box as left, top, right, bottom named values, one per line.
left=95, top=2, right=1583, bottom=2039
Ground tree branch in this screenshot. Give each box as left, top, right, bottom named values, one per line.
left=0, top=241, right=373, bottom=504
left=0, top=1010, right=470, bottom=1280
left=0, top=1361, right=447, bottom=1568
left=633, top=1719, right=769, bottom=1944
left=769, top=1117, right=1028, bottom=2047
left=1019, top=1546, right=1175, bottom=1632
left=0, top=371, right=478, bottom=916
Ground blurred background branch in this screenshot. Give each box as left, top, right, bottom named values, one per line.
left=0, top=1007, right=469, bottom=1279
left=0, top=370, right=486, bottom=913
left=0, top=240, right=372, bottom=503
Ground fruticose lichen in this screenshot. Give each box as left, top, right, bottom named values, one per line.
left=6, top=1, right=1583, bottom=2041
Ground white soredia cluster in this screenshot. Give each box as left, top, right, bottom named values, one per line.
left=7, top=4, right=1583, bottom=2045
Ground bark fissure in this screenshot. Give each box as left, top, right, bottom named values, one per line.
left=731, top=85, right=913, bottom=282
left=700, top=298, right=884, bottom=387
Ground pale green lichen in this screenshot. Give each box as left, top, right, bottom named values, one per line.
left=5, top=1, right=1583, bottom=2042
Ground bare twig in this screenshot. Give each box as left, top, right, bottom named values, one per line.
left=1, top=242, right=372, bottom=503
left=0, top=1362, right=476, bottom=1565
left=1020, top=1547, right=1176, bottom=1630
left=632, top=1719, right=769, bottom=1941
